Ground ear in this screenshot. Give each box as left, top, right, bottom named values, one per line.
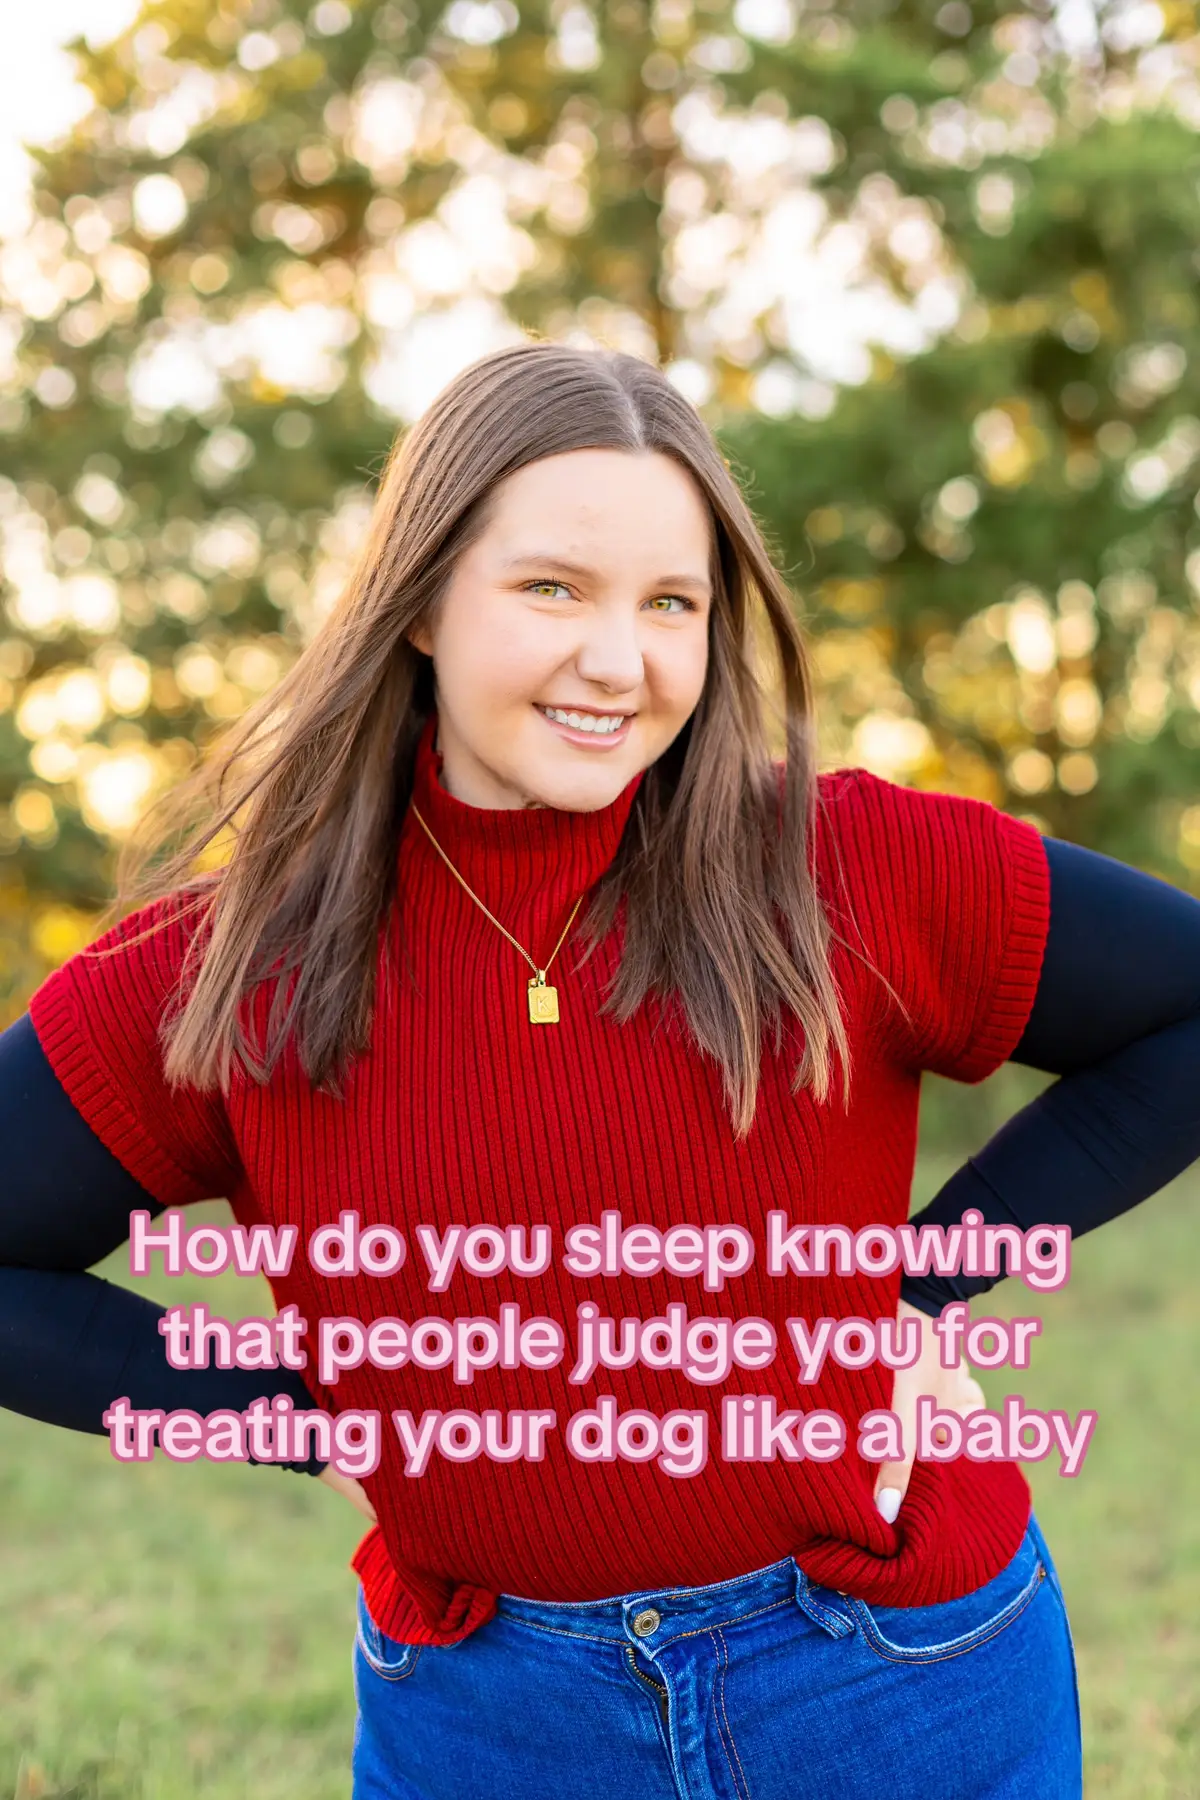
left=406, top=619, right=433, bottom=656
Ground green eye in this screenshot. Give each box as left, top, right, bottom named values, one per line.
left=523, top=579, right=697, bottom=613
left=524, top=579, right=570, bottom=598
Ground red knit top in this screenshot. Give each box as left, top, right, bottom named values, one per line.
left=29, top=711, right=1051, bottom=1646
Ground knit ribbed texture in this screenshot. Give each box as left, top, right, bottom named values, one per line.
left=30, top=718, right=1051, bottom=1646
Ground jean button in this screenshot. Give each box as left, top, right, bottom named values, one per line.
left=632, top=1607, right=661, bottom=1637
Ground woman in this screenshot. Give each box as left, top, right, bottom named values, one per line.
left=5, top=341, right=1200, bottom=1797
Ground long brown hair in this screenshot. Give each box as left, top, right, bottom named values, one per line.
left=112, top=340, right=854, bottom=1140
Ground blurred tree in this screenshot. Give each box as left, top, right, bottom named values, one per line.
left=724, top=17, right=1200, bottom=878
left=2, top=0, right=1200, bottom=1019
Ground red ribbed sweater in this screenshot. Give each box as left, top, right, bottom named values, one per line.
left=30, top=710, right=1050, bottom=1646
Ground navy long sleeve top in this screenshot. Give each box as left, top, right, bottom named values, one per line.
left=2, top=834, right=1199, bottom=1477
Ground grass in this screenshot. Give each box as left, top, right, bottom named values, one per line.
left=3, top=1078, right=1198, bottom=1797
left=1, top=1262, right=365, bottom=1799
left=910, top=1153, right=1200, bottom=1798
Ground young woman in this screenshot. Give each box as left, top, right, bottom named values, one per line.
left=5, top=341, right=1200, bottom=1798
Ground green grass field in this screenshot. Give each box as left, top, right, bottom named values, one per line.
left=3, top=1098, right=1197, bottom=1798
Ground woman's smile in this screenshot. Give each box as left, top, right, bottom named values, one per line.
left=535, top=703, right=636, bottom=747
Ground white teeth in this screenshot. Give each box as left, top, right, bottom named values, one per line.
left=541, top=707, right=627, bottom=735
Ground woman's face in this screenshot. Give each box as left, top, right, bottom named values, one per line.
left=409, top=448, right=714, bottom=811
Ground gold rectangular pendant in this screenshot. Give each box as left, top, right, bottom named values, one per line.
left=528, top=981, right=560, bottom=1024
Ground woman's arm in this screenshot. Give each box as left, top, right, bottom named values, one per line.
left=900, top=836, right=1200, bottom=1317
left=0, top=1012, right=328, bottom=1472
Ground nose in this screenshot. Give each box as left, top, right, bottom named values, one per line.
left=573, top=604, right=645, bottom=694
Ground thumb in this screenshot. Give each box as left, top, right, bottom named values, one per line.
left=873, top=1440, right=914, bottom=1525
left=873, top=1367, right=919, bottom=1525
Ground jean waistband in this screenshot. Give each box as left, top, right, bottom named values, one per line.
left=493, top=1553, right=852, bottom=1653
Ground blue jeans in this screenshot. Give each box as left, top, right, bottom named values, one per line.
left=351, top=1510, right=1082, bottom=1798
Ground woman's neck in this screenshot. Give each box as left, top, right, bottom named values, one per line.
left=405, top=710, right=644, bottom=923
left=431, top=724, right=547, bottom=812
left=433, top=729, right=547, bottom=811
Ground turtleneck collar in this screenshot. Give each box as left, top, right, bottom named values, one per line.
left=403, top=709, right=645, bottom=927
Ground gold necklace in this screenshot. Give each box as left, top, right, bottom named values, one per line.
left=409, top=802, right=586, bottom=1024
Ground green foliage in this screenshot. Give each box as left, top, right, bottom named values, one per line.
left=3, top=0, right=1200, bottom=1016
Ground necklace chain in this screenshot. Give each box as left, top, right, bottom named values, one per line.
left=409, top=802, right=586, bottom=1005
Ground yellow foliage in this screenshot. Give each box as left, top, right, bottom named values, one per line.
left=31, top=904, right=101, bottom=966
left=820, top=577, right=886, bottom=617
left=805, top=507, right=844, bottom=545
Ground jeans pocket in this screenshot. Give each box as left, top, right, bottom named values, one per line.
left=355, top=1583, right=424, bottom=1682
left=840, top=1526, right=1048, bottom=1665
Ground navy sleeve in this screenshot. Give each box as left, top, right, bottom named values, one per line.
left=901, top=836, right=1200, bottom=1316
left=0, top=1012, right=327, bottom=1473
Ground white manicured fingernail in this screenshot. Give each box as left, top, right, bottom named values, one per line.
left=875, top=1487, right=902, bottom=1523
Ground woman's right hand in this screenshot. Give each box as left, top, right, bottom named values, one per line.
left=319, top=1463, right=379, bottom=1524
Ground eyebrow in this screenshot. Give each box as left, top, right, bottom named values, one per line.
left=499, top=552, right=712, bottom=598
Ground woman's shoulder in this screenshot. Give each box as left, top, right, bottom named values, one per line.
left=26, top=877, right=239, bottom=1206
left=771, top=757, right=947, bottom=845
left=83, top=881, right=216, bottom=956
left=804, top=760, right=1027, bottom=850
left=786, top=761, right=1052, bottom=1079
left=775, top=757, right=1049, bottom=936
left=29, top=879, right=219, bottom=1043
left=771, top=756, right=907, bottom=806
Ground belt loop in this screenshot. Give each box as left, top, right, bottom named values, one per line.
left=793, top=1564, right=856, bottom=1639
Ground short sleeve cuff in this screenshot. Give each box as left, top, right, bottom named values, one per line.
left=952, top=812, right=1051, bottom=1084
left=28, top=965, right=212, bottom=1207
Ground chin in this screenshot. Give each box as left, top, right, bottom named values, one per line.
left=524, top=765, right=633, bottom=812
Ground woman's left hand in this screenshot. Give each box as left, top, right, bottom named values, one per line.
left=872, top=1297, right=987, bottom=1524
left=319, top=1462, right=379, bottom=1524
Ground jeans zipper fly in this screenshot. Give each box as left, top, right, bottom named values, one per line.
left=624, top=1642, right=670, bottom=1725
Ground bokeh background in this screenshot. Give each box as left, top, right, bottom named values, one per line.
left=1, top=0, right=1198, bottom=1794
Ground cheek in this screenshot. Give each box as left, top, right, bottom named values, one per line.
left=438, top=607, right=554, bottom=701
left=653, top=632, right=709, bottom=710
